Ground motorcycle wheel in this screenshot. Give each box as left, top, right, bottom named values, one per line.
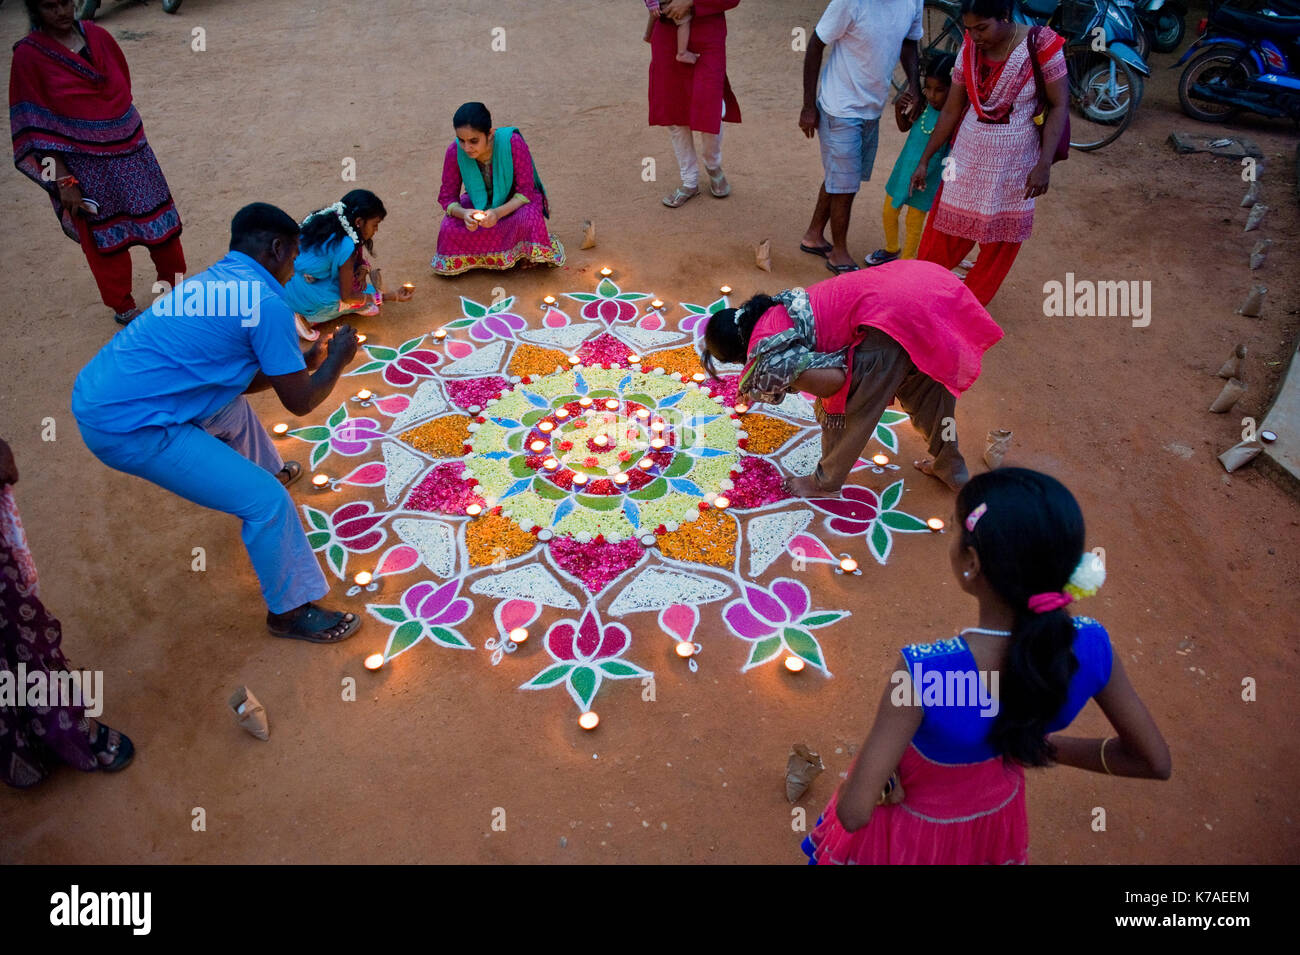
left=163, top=0, right=183, bottom=12
left=1178, top=49, right=1253, bottom=124
left=1133, top=24, right=1152, bottom=62
left=1068, top=55, right=1140, bottom=151
left=75, top=0, right=99, bottom=20
left=891, top=1, right=964, bottom=95
left=1152, top=12, right=1185, bottom=54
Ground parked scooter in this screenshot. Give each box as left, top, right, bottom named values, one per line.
left=1135, top=0, right=1188, bottom=53
left=1176, top=0, right=1300, bottom=123
left=1015, top=0, right=1151, bottom=110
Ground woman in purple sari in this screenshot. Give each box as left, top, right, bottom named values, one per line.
left=0, top=437, right=133, bottom=789
left=431, top=102, right=565, bottom=277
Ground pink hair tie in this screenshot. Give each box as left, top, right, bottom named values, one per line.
left=964, top=502, right=987, bottom=532
left=1027, top=592, right=1074, bottom=614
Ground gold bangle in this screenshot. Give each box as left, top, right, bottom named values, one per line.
left=1100, top=736, right=1115, bottom=775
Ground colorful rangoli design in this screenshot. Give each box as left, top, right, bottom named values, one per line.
left=283, top=279, right=935, bottom=721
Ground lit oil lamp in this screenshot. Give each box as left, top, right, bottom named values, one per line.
left=509, top=627, right=529, bottom=645
left=872, top=453, right=890, bottom=466
left=635, top=409, right=651, bottom=420
left=638, top=458, right=654, bottom=470
left=354, top=571, right=373, bottom=586
left=733, top=403, right=749, bottom=414
left=539, top=421, right=555, bottom=433
left=604, top=399, right=620, bottom=411
left=311, top=474, right=330, bottom=489
left=356, top=333, right=367, bottom=343
left=836, top=554, right=861, bottom=576
left=579, top=397, right=593, bottom=407
left=613, top=473, right=629, bottom=485
left=599, top=267, right=613, bottom=277
left=543, top=457, right=559, bottom=470
left=364, top=653, right=384, bottom=671
left=784, top=656, right=805, bottom=673
left=571, top=473, right=588, bottom=486
left=579, top=711, right=599, bottom=730
left=556, top=408, right=570, bottom=419
left=675, top=641, right=695, bottom=659
left=650, top=299, right=664, bottom=310
left=714, top=495, right=730, bottom=509
left=434, top=328, right=448, bottom=340
left=569, top=355, right=582, bottom=365
left=465, top=503, right=483, bottom=516
left=720, top=285, right=732, bottom=295
left=356, top=388, right=372, bottom=401
left=650, top=438, right=667, bottom=450
left=271, top=422, right=289, bottom=436
left=692, top=372, right=707, bottom=382
left=530, top=439, right=547, bottom=452
left=627, top=354, right=641, bottom=364
left=927, top=517, right=945, bottom=532
left=543, top=295, right=557, bottom=307
left=593, top=435, right=609, bottom=447
left=651, top=421, right=666, bottom=432
left=402, top=282, right=415, bottom=295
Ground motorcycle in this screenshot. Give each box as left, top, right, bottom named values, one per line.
left=1176, top=0, right=1300, bottom=123
left=1015, top=0, right=1151, bottom=146
left=1135, top=0, right=1188, bottom=53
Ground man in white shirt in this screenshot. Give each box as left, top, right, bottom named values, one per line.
left=798, top=0, right=924, bottom=272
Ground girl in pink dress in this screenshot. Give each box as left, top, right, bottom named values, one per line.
left=432, top=102, right=565, bottom=277
left=803, top=467, right=1171, bottom=864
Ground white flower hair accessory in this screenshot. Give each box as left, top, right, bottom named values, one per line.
left=301, top=201, right=361, bottom=246
left=1065, top=550, right=1106, bottom=599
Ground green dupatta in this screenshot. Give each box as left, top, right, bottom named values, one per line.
left=455, top=126, right=550, bottom=218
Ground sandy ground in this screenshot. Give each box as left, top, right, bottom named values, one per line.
left=1, top=0, right=1297, bottom=864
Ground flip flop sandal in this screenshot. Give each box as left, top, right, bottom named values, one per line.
left=800, top=243, right=833, bottom=258
left=89, top=721, right=135, bottom=773
left=706, top=166, right=731, bottom=198
left=662, top=186, right=700, bottom=208
left=864, top=249, right=900, bottom=267
left=294, top=313, right=321, bottom=341
left=825, top=260, right=860, bottom=274
left=275, top=461, right=304, bottom=488
left=267, top=605, right=361, bottom=644
left=114, top=307, right=141, bottom=326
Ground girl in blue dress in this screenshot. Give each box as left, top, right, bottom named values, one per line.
left=804, top=467, right=1171, bottom=864
left=284, top=190, right=413, bottom=341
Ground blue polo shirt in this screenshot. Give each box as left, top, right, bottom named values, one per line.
left=71, top=251, right=306, bottom=434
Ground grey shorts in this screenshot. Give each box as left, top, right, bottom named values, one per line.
left=819, top=112, right=880, bottom=194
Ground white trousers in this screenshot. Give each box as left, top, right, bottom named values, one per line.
left=668, top=101, right=726, bottom=189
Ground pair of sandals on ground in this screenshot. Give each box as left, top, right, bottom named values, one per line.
left=800, top=241, right=977, bottom=277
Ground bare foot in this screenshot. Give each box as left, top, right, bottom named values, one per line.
left=913, top=458, right=966, bottom=492
left=676, top=51, right=700, bottom=64
left=784, top=475, right=841, bottom=498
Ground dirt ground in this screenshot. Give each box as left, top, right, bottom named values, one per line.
left=1, top=0, right=1297, bottom=864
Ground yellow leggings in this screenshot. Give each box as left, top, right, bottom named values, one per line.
left=882, top=198, right=928, bottom=259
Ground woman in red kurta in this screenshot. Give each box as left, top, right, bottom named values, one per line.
left=10, top=3, right=185, bottom=324
left=647, top=0, right=743, bottom=207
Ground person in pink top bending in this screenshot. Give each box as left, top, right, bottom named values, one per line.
left=700, top=260, right=1004, bottom=494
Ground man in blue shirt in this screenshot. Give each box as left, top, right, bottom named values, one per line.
left=72, top=203, right=362, bottom=644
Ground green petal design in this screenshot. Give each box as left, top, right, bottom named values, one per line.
left=595, top=278, right=619, bottom=299
left=488, top=297, right=516, bottom=313
left=566, top=293, right=598, bottom=303
left=868, top=521, right=892, bottom=565
left=369, top=605, right=408, bottom=624
left=304, top=506, right=330, bottom=531
left=366, top=345, right=399, bottom=362
left=290, top=426, right=331, bottom=442
left=310, top=442, right=330, bottom=469
left=429, top=626, right=472, bottom=649
left=615, top=292, right=649, bottom=302
left=522, top=663, right=573, bottom=689
left=306, top=530, right=332, bottom=550
left=570, top=666, right=598, bottom=708
left=744, top=636, right=784, bottom=671
left=799, top=611, right=847, bottom=629
left=628, top=478, right=667, bottom=501
left=326, top=543, right=347, bottom=578
left=508, top=456, right=534, bottom=479
left=446, top=317, right=476, bottom=329
left=873, top=424, right=899, bottom=454
left=397, top=335, right=425, bottom=355
left=879, top=479, right=904, bottom=512
left=386, top=620, right=425, bottom=657
left=783, top=627, right=825, bottom=669
left=664, top=455, right=693, bottom=478
left=346, top=360, right=388, bottom=376
left=878, top=410, right=909, bottom=426
left=534, top=479, right=569, bottom=500
left=327, top=404, right=348, bottom=429
left=459, top=297, right=487, bottom=318
left=879, top=510, right=930, bottom=533
left=599, top=660, right=645, bottom=679
left=578, top=494, right=621, bottom=511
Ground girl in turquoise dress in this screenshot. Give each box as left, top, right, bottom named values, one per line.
left=283, top=190, right=412, bottom=341
left=866, top=53, right=955, bottom=267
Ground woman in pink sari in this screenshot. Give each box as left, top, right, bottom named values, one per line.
left=431, top=102, right=564, bottom=277
left=802, top=467, right=1170, bottom=864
